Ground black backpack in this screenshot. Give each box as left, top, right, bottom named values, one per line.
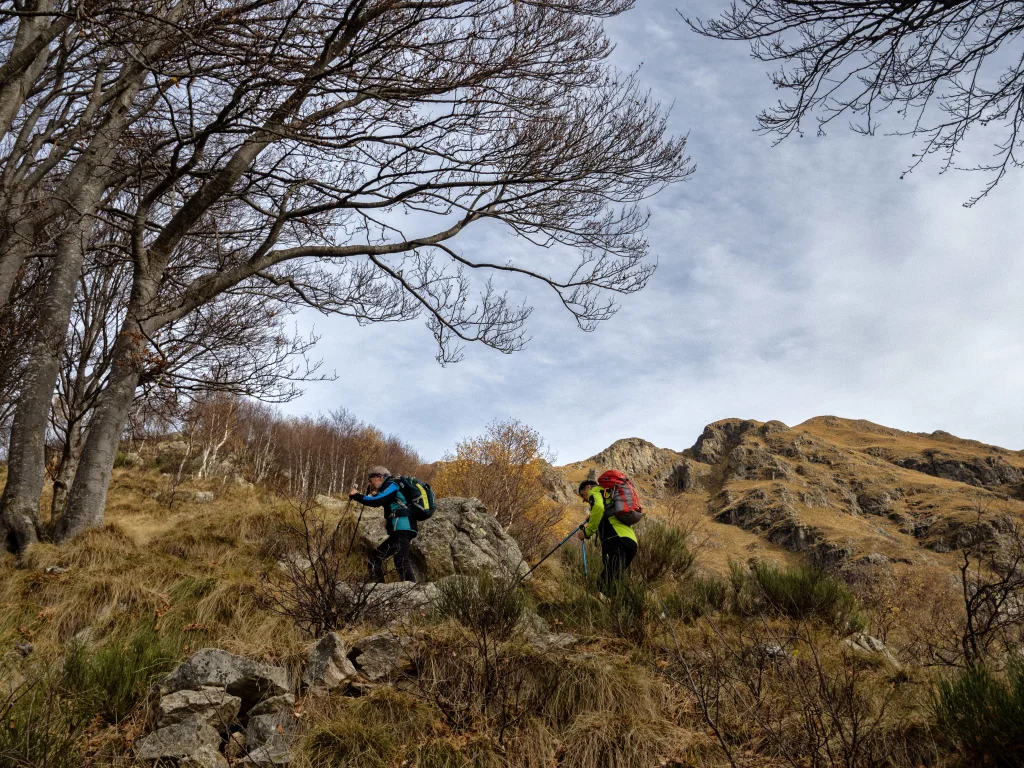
left=394, top=476, right=436, bottom=521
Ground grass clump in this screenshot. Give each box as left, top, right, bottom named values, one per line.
left=434, top=572, right=526, bottom=642
left=61, top=624, right=187, bottom=723
left=661, top=573, right=729, bottom=622
left=745, top=560, right=862, bottom=630
left=933, top=661, right=1024, bottom=766
left=631, top=518, right=695, bottom=584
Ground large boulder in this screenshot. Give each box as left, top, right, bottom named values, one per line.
left=335, top=581, right=439, bottom=624
left=161, top=649, right=290, bottom=712
left=136, top=714, right=227, bottom=768
left=357, top=497, right=526, bottom=581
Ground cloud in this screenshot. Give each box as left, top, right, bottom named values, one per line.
left=281, top=0, right=1024, bottom=461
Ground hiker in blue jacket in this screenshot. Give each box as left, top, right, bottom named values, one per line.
left=349, top=466, right=417, bottom=582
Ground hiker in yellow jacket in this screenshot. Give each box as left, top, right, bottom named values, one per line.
left=577, top=479, right=638, bottom=593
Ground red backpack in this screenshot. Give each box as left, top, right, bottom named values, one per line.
left=597, top=470, right=644, bottom=526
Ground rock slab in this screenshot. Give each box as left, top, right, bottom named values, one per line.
left=161, top=648, right=290, bottom=712
left=136, top=714, right=227, bottom=768
left=302, top=633, right=358, bottom=692
left=156, top=686, right=242, bottom=732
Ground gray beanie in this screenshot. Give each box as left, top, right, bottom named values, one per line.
left=368, top=466, right=391, bottom=477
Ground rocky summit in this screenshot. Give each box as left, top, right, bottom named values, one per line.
left=555, top=416, right=1024, bottom=575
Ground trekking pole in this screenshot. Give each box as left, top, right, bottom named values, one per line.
left=343, top=464, right=365, bottom=557
left=581, top=537, right=589, bottom=579
left=519, top=524, right=585, bottom=583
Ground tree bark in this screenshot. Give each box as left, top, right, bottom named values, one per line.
left=49, top=420, right=87, bottom=520
left=55, top=327, right=144, bottom=542
left=0, top=226, right=89, bottom=551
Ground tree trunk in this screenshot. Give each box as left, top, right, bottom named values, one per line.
left=49, top=421, right=87, bottom=521
left=55, top=331, right=143, bottom=542
left=0, top=228, right=90, bottom=552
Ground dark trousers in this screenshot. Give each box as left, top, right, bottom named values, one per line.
left=600, top=536, right=637, bottom=594
left=368, top=531, right=416, bottom=583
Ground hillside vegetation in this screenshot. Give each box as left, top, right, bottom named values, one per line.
left=2, top=415, right=1024, bottom=767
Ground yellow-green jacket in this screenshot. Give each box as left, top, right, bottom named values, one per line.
left=584, top=485, right=638, bottom=544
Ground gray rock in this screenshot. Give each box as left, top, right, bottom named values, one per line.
left=242, top=742, right=294, bottom=767
left=224, top=731, right=247, bottom=761
left=691, top=419, right=763, bottom=465
left=194, top=491, right=215, bottom=503
left=245, top=706, right=296, bottom=767
left=248, top=693, right=295, bottom=717
left=156, top=687, right=241, bottom=731
left=349, top=633, right=416, bottom=682
left=136, top=714, right=227, bottom=767
left=357, top=497, right=526, bottom=581
left=302, top=633, right=358, bottom=692
left=336, top=581, right=439, bottom=624
left=161, top=649, right=290, bottom=712
left=44, top=565, right=69, bottom=575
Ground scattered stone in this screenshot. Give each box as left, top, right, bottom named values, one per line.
left=842, top=632, right=901, bottom=669
left=156, top=687, right=242, bottom=732
left=44, top=565, right=69, bottom=575
left=302, top=633, right=358, bottom=692
left=136, top=714, right=226, bottom=768
left=161, top=649, right=290, bottom=712
left=194, top=491, right=215, bottom=503
left=245, top=705, right=297, bottom=767
left=14, top=642, right=32, bottom=657
left=529, top=632, right=580, bottom=652
left=349, top=633, right=416, bottom=682
left=751, top=643, right=791, bottom=663
left=242, top=741, right=294, bottom=767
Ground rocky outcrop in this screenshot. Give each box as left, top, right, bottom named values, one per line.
left=660, top=459, right=713, bottom=492
left=891, top=452, right=1024, bottom=489
left=335, top=581, right=439, bottom=624
left=357, top=497, right=526, bottom=581
left=586, top=437, right=680, bottom=477
left=539, top=460, right=577, bottom=505
left=691, top=419, right=774, bottom=465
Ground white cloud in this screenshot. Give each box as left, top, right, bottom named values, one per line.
left=281, top=0, right=1024, bottom=461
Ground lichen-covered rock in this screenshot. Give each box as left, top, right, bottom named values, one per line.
left=357, top=497, right=526, bottom=581
left=842, top=633, right=901, bottom=669
left=302, top=633, right=358, bottom=692
left=194, top=491, right=214, bottom=503
left=245, top=700, right=297, bottom=767
left=161, top=649, right=289, bottom=712
left=136, top=714, right=226, bottom=767
left=314, top=494, right=346, bottom=509
left=156, top=687, right=241, bottom=731
left=349, top=632, right=416, bottom=682
left=335, top=581, right=439, bottom=624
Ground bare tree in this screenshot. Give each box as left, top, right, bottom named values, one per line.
left=688, top=0, right=1024, bottom=201
left=1, top=0, right=692, bottom=553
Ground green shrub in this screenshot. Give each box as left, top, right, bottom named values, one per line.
left=933, top=661, right=1024, bottom=766
left=604, top=577, right=652, bottom=644
left=0, top=668, right=89, bottom=768
left=61, top=624, right=186, bottom=723
left=661, top=574, right=729, bottom=621
left=434, top=572, right=526, bottom=642
left=631, top=519, right=695, bottom=584
left=748, top=561, right=861, bottom=630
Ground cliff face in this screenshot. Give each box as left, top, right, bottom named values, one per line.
left=557, top=416, right=1024, bottom=574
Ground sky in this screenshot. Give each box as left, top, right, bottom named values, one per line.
left=281, top=0, right=1024, bottom=463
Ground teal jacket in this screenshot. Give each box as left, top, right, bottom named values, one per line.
left=350, top=477, right=415, bottom=535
